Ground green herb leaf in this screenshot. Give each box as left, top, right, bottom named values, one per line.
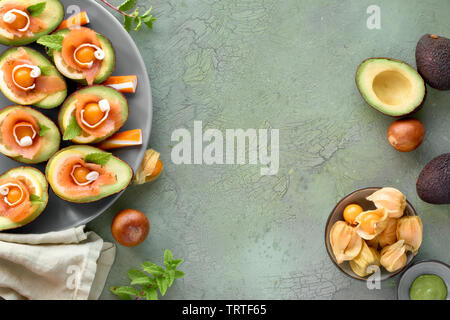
left=123, top=15, right=132, bottom=32
left=164, top=249, right=174, bottom=267
left=134, top=16, right=142, bottom=31
left=63, top=116, right=82, bottom=141
left=128, top=269, right=153, bottom=285
left=142, top=262, right=165, bottom=277
left=27, top=2, right=46, bottom=17
left=110, top=286, right=138, bottom=299
left=156, top=276, right=168, bottom=296
left=142, top=7, right=153, bottom=18
left=118, top=0, right=137, bottom=11
left=170, top=258, right=184, bottom=269
left=38, top=123, right=50, bottom=136
left=174, top=270, right=185, bottom=279
left=142, top=15, right=157, bottom=30
left=84, top=152, right=112, bottom=166
left=142, top=287, right=158, bottom=300
left=30, top=194, right=44, bottom=203
left=37, top=34, right=64, bottom=51
left=167, top=269, right=175, bottom=286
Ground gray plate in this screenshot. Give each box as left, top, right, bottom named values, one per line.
left=0, top=0, right=152, bottom=233
left=324, top=187, right=417, bottom=281
left=397, top=260, right=450, bottom=300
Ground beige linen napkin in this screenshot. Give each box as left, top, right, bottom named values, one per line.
left=0, top=225, right=115, bottom=300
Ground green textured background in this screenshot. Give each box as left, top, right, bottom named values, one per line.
left=89, top=0, right=450, bottom=299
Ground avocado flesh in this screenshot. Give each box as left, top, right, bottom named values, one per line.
left=58, top=86, right=129, bottom=144
left=416, top=153, right=450, bottom=204
left=0, top=0, right=64, bottom=46
left=416, top=34, right=450, bottom=90
left=0, top=47, right=67, bottom=109
left=51, top=29, right=115, bottom=84
left=0, top=167, right=48, bottom=231
left=0, top=106, right=60, bottom=164
left=356, top=58, right=426, bottom=117
left=46, top=145, right=133, bottom=203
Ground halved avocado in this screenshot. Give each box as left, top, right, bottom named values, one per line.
left=0, top=0, right=64, bottom=46
left=50, top=28, right=115, bottom=84
left=0, top=47, right=67, bottom=109
left=0, top=166, right=48, bottom=231
left=46, top=145, right=133, bottom=203
left=0, top=105, right=60, bottom=164
left=356, top=58, right=426, bottom=117
left=58, top=85, right=129, bottom=144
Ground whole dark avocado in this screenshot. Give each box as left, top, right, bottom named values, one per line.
left=416, top=34, right=450, bottom=90
left=416, top=153, right=450, bottom=204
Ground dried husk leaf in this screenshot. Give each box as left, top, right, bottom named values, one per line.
left=396, top=216, right=423, bottom=254
left=380, top=240, right=407, bottom=272
left=330, top=221, right=363, bottom=264
left=367, top=218, right=398, bottom=249
left=367, top=187, right=406, bottom=218
left=355, top=208, right=388, bottom=240
left=134, top=149, right=163, bottom=185
left=349, top=241, right=381, bottom=277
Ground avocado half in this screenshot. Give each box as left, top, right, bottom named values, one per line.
left=58, top=85, right=129, bottom=144
left=0, top=106, right=60, bottom=164
left=356, top=58, right=426, bottom=117
left=50, top=29, right=116, bottom=84
left=416, top=34, right=450, bottom=90
left=0, top=166, right=49, bottom=231
left=46, top=145, right=133, bottom=203
left=416, top=153, right=450, bottom=204
left=0, top=47, right=67, bottom=109
left=0, top=0, right=64, bottom=46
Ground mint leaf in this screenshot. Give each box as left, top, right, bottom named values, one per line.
left=63, top=116, right=82, bottom=141
left=170, top=258, right=184, bottom=269
left=27, top=2, right=46, bottom=17
left=167, top=269, right=175, bottom=286
left=143, top=15, right=157, bottom=30
left=110, top=286, right=138, bottom=299
left=123, top=15, right=132, bottom=32
left=30, top=194, right=43, bottom=203
left=142, top=262, right=165, bottom=277
left=38, top=123, right=50, bottom=136
left=156, top=276, right=168, bottom=296
left=128, top=269, right=147, bottom=280
left=142, top=287, right=158, bottom=300
left=37, top=34, right=64, bottom=51
left=118, top=0, right=137, bottom=11
left=174, top=270, right=185, bottom=279
left=134, top=16, right=142, bottom=31
left=84, top=152, right=112, bottom=166
left=164, top=249, right=174, bottom=267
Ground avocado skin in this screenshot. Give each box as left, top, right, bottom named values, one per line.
left=416, top=153, right=450, bottom=204
left=416, top=34, right=450, bottom=90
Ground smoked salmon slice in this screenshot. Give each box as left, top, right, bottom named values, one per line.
left=61, top=27, right=102, bottom=85
left=0, top=177, right=32, bottom=222
left=0, top=109, right=43, bottom=160
left=2, top=48, right=66, bottom=102
left=74, top=93, right=123, bottom=138
left=56, top=156, right=116, bottom=197
left=0, top=3, right=47, bottom=38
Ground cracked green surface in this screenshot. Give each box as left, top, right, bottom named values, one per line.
left=89, top=0, right=450, bottom=299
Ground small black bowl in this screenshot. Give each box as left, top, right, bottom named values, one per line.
left=325, top=187, right=417, bottom=281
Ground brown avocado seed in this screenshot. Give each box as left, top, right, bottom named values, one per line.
left=111, top=209, right=150, bottom=247
left=387, top=118, right=425, bottom=152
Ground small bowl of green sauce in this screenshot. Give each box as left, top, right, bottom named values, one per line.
left=397, top=260, right=449, bottom=300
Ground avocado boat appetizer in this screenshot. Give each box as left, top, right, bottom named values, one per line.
left=0, top=0, right=64, bottom=46
left=0, top=47, right=67, bottom=109
left=59, top=85, right=129, bottom=144
left=0, top=105, right=60, bottom=163
left=46, top=145, right=133, bottom=203
left=0, top=166, right=48, bottom=231
left=42, top=27, right=115, bottom=85
left=356, top=58, right=426, bottom=117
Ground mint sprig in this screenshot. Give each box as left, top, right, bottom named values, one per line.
left=27, top=2, right=46, bottom=17
left=110, top=249, right=184, bottom=300
left=37, top=34, right=64, bottom=57
left=100, top=0, right=157, bottom=32
left=84, top=152, right=112, bottom=166
left=63, top=115, right=82, bottom=141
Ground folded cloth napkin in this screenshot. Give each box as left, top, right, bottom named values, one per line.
left=0, top=226, right=115, bottom=300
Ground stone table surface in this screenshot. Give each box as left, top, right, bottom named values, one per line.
left=89, top=0, right=450, bottom=299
